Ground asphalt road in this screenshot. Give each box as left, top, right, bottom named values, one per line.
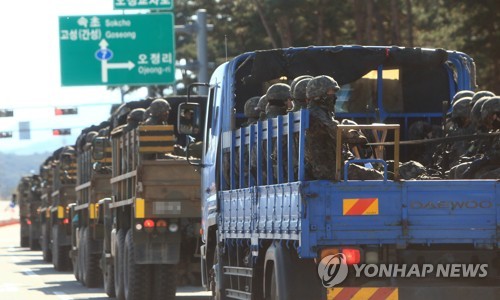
left=0, top=223, right=211, bottom=300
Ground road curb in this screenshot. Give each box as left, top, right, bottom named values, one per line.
left=0, top=219, right=20, bottom=227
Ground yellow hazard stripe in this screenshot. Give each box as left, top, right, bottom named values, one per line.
left=343, top=198, right=379, bottom=215
left=135, top=198, right=145, bottom=219
left=57, top=206, right=65, bottom=219
left=139, top=135, right=176, bottom=142
left=327, top=287, right=398, bottom=300
left=139, top=146, right=174, bottom=153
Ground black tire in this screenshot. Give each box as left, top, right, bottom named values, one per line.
left=52, top=224, right=71, bottom=271
left=153, top=264, right=176, bottom=300
left=29, top=224, right=41, bottom=250
left=21, top=236, right=30, bottom=248
left=20, top=222, right=29, bottom=247
left=124, top=229, right=152, bottom=300
left=103, top=248, right=116, bottom=297
left=269, top=267, right=278, bottom=300
left=211, top=245, right=228, bottom=300
left=114, top=229, right=126, bottom=300
left=41, top=223, right=52, bottom=262
left=83, top=227, right=103, bottom=288
left=78, top=227, right=86, bottom=284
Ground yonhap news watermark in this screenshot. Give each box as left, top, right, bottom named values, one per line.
left=318, top=253, right=488, bottom=288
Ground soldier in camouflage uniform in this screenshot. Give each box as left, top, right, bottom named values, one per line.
left=470, top=90, right=495, bottom=107
left=265, top=83, right=291, bottom=182
left=143, top=98, right=171, bottom=125
left=242, top=96, right=261, bottom=127
left=265, top=83, right=290, bottom=118
left=459, top=96, right=500, bottom=179
left=124, top=108, right=146, bottom=132
left=290, top=77, right=312, bottom=112
left=304, top=75, right=383, bottom=180
left=447, top=95, right=495, bottom=178
left=257, top=95, right=268, bottom=121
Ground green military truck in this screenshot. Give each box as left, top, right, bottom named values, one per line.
left=39, top=146, right=77, bottom=271
left=69, top=121, right=111, bottom=288
left=96, top=97, right=204, bottom=300
left=17, top=176, right=31, bottom=247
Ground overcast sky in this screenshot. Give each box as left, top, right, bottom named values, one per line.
left=0, top=0, right=150, bottom=154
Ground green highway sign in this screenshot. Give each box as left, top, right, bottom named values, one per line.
left=59, top=13, right=175, bottom=86
left=114, top=0, right=173, bottom=10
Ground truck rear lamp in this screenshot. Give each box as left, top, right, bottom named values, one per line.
left=144, top=219, right=155, bottom=233
left=135, top=223, right=143, bottom=231
left=342, top=248, right=361, bottom=265
left=168, top=223, right=178, bottom=233
left=156, top=220, right=168, bottom=233
left=319, top=248, right=339, bottom=261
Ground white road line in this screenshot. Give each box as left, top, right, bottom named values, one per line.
left=22, top=268, right=39, bottom=277
left=53, top=291, right=73, bottom=300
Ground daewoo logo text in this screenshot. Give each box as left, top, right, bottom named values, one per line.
left=410, top=200, right=492, bottom=209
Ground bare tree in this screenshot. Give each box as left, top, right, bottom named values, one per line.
left=353, top=0, right=365, bottom=43
left=405, top=0, right=414, bottom=47
left=252, top=0, right=278, bottom=48
left=391, top=0, right=401, bottom=44
left=365, top=0, right=374, bottom=44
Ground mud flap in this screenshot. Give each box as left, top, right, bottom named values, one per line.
left=133, top=230, right=181, bottom=264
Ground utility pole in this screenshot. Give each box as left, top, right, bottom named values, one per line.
left=175, top=9, right=213, bottom=95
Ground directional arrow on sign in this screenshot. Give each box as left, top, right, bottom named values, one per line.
left=98, top=39, right=135, bottom=83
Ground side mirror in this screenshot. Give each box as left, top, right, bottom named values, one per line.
left=177, top=103, right=201, bottom=135
left=92, top=137, right=107, bottom=161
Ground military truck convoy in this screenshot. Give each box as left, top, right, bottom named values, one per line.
left=13, top=45, right=500, bottom=300
left=16, top=175, right=42, bottom=250
left=18, top=96, right=205, bottom=300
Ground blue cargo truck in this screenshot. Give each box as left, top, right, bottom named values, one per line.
left=182, top=46, right=499, bottom=300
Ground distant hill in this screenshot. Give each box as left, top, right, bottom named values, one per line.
left=0, top=152, right=50, bottom=199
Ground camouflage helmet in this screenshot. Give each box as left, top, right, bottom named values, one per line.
left=470, top=97, right=490, bottom=127
left=471, top=90, right=495, bottom=106
left=306, top=75, right=340, bottom=99
left=452, top=90, right=474, bottom=103
left=480, top=96, right=500, bottom=121
left=399, top=161, right=427, bottom=180
left=149, top=99, right=171, bottom=117
left=85, top=131, right=99, bottom=144
left=290, top=75, right=313, bottom=97
left=127, top=108, right=146, bottom=122
left=292, top=78, right=312, bottom=101
left=244, top=96, right=261, bottom=118
left=451, top=97, right=472, bottom=119
left=257, top=95, right=268, bottom=112
left=98, top=127, right=110, bottom=137
left=266, top=83, right=291, bottom=101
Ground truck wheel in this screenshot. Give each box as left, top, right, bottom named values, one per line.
left=41, top=223, right=52, bottom=262
left=114, top=229, right=126, bottom=300
left=21, top=236, right=30, bottom=248
left=29, top=224, right=41, bottom=250
left=83, top=227, right=103, bottom=288
left=124, top=229, right=152, bottom=300
left=52, top=224, right=71, bottom=271
left=268, top=268, right=279, bottom=300
left=264, top=242, right=322, bottom=300
left=153, top=264, right=176, bottom=300
left=72, top=228, right=80, bottom=282
left=211, top=245, right=229, bottom=300
left=78, top=227, right=86, bottom=284
left=102, top=248, right=116, bottom=297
